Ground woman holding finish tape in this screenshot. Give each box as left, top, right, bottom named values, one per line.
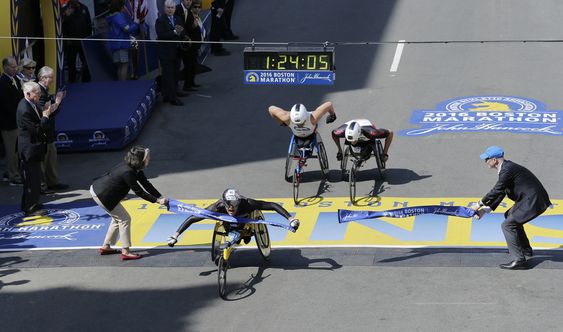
left=90, top=145, right=168, bottom=260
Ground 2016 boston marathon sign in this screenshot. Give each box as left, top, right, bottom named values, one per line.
left=244, top=71, right=335, bottom=86
left=401, top=96, right=562, bottom=136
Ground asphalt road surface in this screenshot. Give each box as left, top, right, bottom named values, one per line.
left=2, top=1, right=563, bottom=331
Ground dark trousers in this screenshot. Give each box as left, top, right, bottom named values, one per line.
left=501, top=213, right=534, bottom=261
left=210, top=15, right=225, bottom=52
left=159, top=56, right=180, bottom=101
left=224, top=0, right=235, bottom=37
left=20, top=158, right=42, bottom=213
left=65, top=41, right=91, bottom=83
left=181, top=48, right=198, bottom=87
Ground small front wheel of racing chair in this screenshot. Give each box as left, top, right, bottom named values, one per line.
left=292, top=168, right=301, bottom=205
left=285, top=136, right=298, bottom=182
left=340, top=146, right=350, bottom=180
left=349, top=160, right=358, bottom=203
left=217, top=253, right=228, bottom=299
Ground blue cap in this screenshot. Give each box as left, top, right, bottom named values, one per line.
left=480, top=145, right=504, bottom=160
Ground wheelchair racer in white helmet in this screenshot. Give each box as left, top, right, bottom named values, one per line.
left=268, top=102, right=337, bottom=147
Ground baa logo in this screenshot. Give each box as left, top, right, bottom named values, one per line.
left=401, top=96, right=563, bottom=136
left=89, top=130, right=110, bottom=146
left=245, top=72, right=259, bottom=83
left=55, top=132, right=73, bottom=148
left=0, top=209, right=80, bottom=227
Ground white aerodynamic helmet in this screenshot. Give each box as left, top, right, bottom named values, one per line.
left=290, top=103, right=308, bottom=125
left=345, top=121, right=361, bottom=142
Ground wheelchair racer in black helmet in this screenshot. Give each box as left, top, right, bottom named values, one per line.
left=167, top=188, right=299, bottom=247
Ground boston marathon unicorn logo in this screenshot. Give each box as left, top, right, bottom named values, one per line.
left=245, top=72, right=259, bottom=83
left=401, top=96, right=562, bottom=136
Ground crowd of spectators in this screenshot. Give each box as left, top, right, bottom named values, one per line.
left=1, top=0, right=240, bottom=214
left=0, top=56, right=68, bottom=216
left=58, top=0, right=238, bottom=103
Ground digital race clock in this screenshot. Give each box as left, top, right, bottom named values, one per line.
left=243, top=47, right=335, bottom=86
left=244, top=47, right=335, bottom=71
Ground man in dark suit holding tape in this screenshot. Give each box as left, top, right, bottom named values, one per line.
left=472, top=146, right=551, bottom=270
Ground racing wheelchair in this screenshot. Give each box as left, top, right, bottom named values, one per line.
left=340, top=139, right=386, bottom=203
left=284, top=133, right=329, bottom=204
left=211, top=210, right=271, bottom=299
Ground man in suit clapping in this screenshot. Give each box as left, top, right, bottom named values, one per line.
left=16, top=82, right=55, bottom=216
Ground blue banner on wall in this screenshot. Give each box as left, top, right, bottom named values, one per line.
left=400, top=96, right=563, bottom=136
left=243, top=70, right=335, bottom=85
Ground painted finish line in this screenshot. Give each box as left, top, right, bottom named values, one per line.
left=1, top=197, right=563, bottom=250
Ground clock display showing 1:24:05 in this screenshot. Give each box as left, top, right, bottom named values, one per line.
left=264, top=54, right=331, bottom=70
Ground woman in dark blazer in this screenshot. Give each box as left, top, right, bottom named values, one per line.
left=90, top=145, right=168, bottom=260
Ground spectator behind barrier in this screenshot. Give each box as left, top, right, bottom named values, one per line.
left=17, top=58, right=37, bottom=84
left=106, top=0, right=139, bottom=81
left=62, top=0, right=93, bottom=83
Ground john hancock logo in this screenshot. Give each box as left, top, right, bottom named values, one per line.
left=401, top=96, right=563, bottom=136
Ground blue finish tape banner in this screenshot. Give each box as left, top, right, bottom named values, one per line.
left=167, top=199, right=296, bottom=232
left=338, top=205, right=476, bottom=223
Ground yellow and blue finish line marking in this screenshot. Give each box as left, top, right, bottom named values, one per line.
left=1, top=197, right=563, bottom=250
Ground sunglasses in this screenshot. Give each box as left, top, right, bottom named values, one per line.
left=24, top=66, right=36, bottom=69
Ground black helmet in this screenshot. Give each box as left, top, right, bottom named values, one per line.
left=222, top=188, right=242, bottom=208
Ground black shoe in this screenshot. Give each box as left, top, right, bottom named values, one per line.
left=176, top=91, right=189, bottom=97
left=41, top=188, right=55, bottom=195
left=196, top=64, right=212, bottom=74
left=24, top=207, right=47, bottom=217
left=47, top=183, right=69, bottom=191
left=224, top=35, right=239, bottom=41
left=243, top=236, right=251, bottom=244
left=9, top=179, right=23, bottom=186
left=169, top=99, right=184, bottom=106
left=499, top=260, right=528, bottom=270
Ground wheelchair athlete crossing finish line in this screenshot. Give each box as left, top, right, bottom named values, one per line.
left=167, top=188, right=300, bottom=247
left=268, top=102, right=337, bottom=148
left=332, top=119, right=394, bottom=164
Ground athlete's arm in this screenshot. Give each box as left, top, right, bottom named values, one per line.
left=364, top=126, right=394, bottom=159
left=268, top=105, right=291, bottom=126
left=310, top=101, right=336, bottom=125
left=174, top=200, right=222, bottom=235
left=331, top=124, right=346, bottom=158
left=248, top=198, right=292, bottom=219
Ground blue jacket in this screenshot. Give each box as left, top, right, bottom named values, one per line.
left=106, top=12, right=139, bottom=52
